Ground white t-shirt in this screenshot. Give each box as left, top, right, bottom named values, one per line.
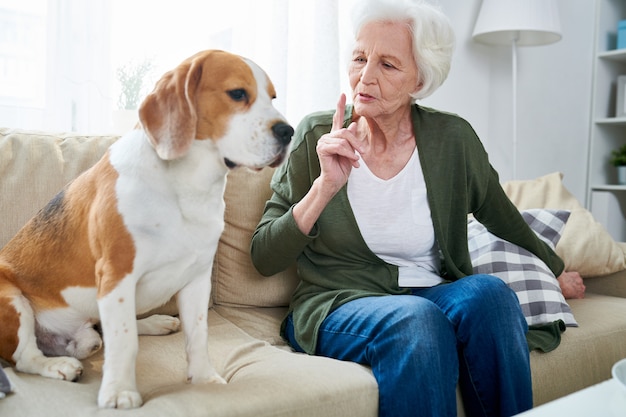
left=347, top=148, right=443, bottom=287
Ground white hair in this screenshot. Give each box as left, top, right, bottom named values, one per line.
left=350, top=0, right=456, bottom=101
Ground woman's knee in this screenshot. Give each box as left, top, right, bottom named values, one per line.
left=366, top=296, right=456, bottom=355
left=461, top=274, right=519, bottom=308
left=455, top=274, right=526, bottom=330
left=377, top=296, right=451, bottom=332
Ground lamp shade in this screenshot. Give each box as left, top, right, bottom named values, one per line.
left=472, top=0, right=562, bottom=46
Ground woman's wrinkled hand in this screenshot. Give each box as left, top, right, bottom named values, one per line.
left=557, top=271, right=585, bottom=299
left=316, top=93, right=362, bottom=196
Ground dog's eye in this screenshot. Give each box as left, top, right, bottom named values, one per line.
left=227, top=89, right=248, bottom=102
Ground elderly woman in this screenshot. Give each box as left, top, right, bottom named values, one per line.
left=251, top=0, right=584, bottom=416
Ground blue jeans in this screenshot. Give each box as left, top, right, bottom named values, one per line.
left=284, top=274, right=532, bottom=417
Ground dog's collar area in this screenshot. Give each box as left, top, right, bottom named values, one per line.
left=224, top=158, right=238, bottom=169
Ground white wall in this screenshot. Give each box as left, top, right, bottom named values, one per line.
left=1, top=1, right=596, bottom=203
left=422, top=0, right=595, bottom=204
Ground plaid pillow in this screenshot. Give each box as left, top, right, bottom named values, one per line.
left=468, top=209, right=577, bottom=327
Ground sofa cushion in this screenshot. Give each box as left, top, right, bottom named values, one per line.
left=468, top=209, right=576, bottom=326
left=501, top=172, right=581, bottom=210
left=530, top=291, right=626, bottom=406
left=213, top=305, right=289, bottom=347
left=212, top=167, right=299, bottom=308
left=0, top=309, right=378, bottom=417
left=502, top=172, right=626, bottom=277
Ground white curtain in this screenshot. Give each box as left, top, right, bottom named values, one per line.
left=284, top=0, right=343, bottom=124
left=44, top=0, right=112, bottom=132
left=0, top=0, right=355, bottom=134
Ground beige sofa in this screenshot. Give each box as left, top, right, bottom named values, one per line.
left=1, top=127, right=626, bottom=417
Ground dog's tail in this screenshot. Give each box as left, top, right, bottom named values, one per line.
left=0, top=260, right=21, bottom=365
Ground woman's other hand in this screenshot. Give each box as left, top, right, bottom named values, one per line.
left=557, top=271, right=585, bottom=299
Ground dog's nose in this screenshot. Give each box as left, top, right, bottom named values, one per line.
left=272, top=122, right=294, bottom=146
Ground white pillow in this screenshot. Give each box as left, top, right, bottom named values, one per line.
left=502, top=172, right=626, bottom=277
left=468, top=209, right=577, bottom=327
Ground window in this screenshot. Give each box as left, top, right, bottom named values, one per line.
left=0, top=0, right=354, bottom=134
left=0, top=0, right=46, bottom=107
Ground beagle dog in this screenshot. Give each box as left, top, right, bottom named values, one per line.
left=0, top=49, right=292, bottom=409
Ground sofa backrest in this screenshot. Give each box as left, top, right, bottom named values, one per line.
left=0, top=128, right=119, bottom=247
left=212, top=167, right=299, bottom=307
left=0, top=128, right=299, bottom=309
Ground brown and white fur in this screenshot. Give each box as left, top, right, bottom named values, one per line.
left=0, top=49, right=292, bottom=409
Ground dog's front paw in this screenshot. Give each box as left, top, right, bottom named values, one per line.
left=137, top=314, right=181, bottom=336
left=98, top=388, right=143, bottom=409
left=41, top=357, right=84, bottom=382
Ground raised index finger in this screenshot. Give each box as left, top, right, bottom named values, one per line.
left=331, top=93, right=347, bottom=132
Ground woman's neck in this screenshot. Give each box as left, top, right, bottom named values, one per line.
left=354, top=105, right=416, bottom=180
left=356, top=105, right=414, bottom=153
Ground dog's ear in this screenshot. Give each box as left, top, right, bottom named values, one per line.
left=139, top=57, right=203, bottom=160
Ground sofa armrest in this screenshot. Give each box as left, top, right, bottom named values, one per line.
left=584, top=270, right=626, bottom=298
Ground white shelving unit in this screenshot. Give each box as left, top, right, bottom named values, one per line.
left=587, top=0, right=626, bottom=241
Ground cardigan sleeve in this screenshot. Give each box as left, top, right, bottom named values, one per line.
left=473, top=166, right=565, bottom=277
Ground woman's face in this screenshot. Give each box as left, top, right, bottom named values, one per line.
left=349, top=20, right=420, bottom=119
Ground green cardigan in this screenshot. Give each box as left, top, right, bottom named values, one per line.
left=251, top=104, right=565, bottom=355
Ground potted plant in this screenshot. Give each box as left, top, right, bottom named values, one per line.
left=112, top=58, right=154, bottom=133
left=116, top=58, right=154, bottom=110
left=610, top=144, right=626, bottom=184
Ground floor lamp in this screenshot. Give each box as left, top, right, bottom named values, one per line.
left=472, top=0, right=562, bottom=179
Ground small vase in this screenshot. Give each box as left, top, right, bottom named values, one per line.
left=111, top=109, right=139, bottom=134
left=618, top=165, right=626, bottom=185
